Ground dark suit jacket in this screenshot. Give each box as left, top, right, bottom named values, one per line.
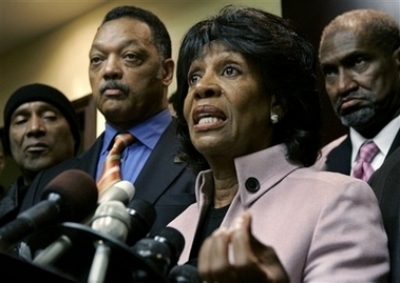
left=0, top=177, right=29, bottom=227
left=20, top=121, right=196, bottom=235
left=369, top=146, right=400, bottom=283
left=321, top=130, right=400, bottom=174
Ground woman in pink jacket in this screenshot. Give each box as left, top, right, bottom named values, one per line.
left=168, top=5, right=389, bottom=283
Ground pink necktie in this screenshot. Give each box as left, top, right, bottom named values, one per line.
left=97, top=133, right=135, bottom=196
left=352, top=141, right=379, bottom=182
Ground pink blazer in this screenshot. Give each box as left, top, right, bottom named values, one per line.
left=313, top=134, right=347, bottom=171
left=169, top=144, right=389, bottom=283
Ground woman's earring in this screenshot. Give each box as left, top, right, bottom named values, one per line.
left=271, top=114, right=279, bottom=124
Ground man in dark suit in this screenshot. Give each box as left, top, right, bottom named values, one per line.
left=314, top=9, right=400, bottom=181
left=21, top=6, right=196, bottom=235
left=0, top=83, right=81, bottom=226
left=369, top=147, right=400, bottom=283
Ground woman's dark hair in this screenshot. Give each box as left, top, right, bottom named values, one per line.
left=175, top=5, right=322, bottom=173
left=102, top=5, right=171, bottom=60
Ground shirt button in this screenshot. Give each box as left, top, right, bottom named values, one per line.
left=245, top=177, right=260, bottom=193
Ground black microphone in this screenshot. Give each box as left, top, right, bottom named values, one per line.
left=125, top=199, right=156, bottom=246
left=168, top=264, right=202, bottom=283
left=0, top=169, right=98, bottom=246
left=131, top=226, right=185, bottom=276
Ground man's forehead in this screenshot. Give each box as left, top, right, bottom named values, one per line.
left=320, top=28, right=370, bottom=62
left=94, top=18, right=153, bottom=43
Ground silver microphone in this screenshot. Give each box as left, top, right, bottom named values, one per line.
left=87, top=200, right=131, bottom=283
left=98, top=180, right=135, bottom=205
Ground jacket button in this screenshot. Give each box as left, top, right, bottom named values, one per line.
left=245, top=177, right=260, bottom=193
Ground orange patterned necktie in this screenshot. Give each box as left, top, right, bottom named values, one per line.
left=97, top=133, right=135, bottom=196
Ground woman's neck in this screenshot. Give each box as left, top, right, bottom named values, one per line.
left=211, top=161, right=238, bottom=208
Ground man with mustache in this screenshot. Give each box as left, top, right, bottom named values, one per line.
left=21, top=5, right=196, bottom=235
left=0, top=83, right=80, bottom=225
left=314, top=9, right=400, bottom=182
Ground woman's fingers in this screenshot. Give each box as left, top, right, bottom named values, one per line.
left=198, top=227, right=239, bottom=283
left=198, top=211, right=289, bottom=283
left=230, top=211, right=290, bottom=283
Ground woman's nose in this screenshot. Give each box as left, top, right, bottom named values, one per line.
left=193, top=76, right=221, bottom=100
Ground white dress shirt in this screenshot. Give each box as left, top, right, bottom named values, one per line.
left=350, top=115, right=400, bottom=175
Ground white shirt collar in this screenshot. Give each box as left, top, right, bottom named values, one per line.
left=350, top=115, right=400, bottom=171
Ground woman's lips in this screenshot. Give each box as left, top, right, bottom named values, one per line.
left=192, top=105, right=227, bottom=124
left=192, top=105, right=227, bottom=131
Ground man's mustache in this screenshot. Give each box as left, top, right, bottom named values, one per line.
left=334, top=94, right=371, bottom=112
left=100, top=81, right=130, bottom=95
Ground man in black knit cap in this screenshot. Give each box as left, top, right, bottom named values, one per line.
left=0, top=83, right=80, bottom=225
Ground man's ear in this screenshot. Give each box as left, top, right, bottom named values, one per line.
left=161, top=58, right=175, bottom=86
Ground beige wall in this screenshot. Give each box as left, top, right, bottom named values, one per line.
left=0, top=0, right=281, bottom=132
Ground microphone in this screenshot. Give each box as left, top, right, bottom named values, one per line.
left=90, top=200, right=131, bottom=242
left=98, top=180, right=135, bottom=205
left=131, top=226, right=185, bottom=276
left=125, top=199, right=157, bottom=246
left=87, top=199, right=157, bottom=283
left=34, top=180, right=135, bottom=265
left=168, top=264, right=202, bottom=283
left=0, top=169, right=98, bottom=246
left=87, top=200, right=131, bottom=283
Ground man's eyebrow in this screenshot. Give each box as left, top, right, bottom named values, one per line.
left=90, top=38, right=147, bottom=51
left=12, top=104, right=60, bottom=117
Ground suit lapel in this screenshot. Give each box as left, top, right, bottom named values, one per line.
left=134, top=121, right=186, bottom=204
left=74, top=134, right=104, bottom=177
left=387, top=128, right=400, bottom=158
left=325, top=135, right=352, bottom=175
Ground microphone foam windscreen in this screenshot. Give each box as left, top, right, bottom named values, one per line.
left=40, top=169, right=98, bottom=222
left=155, top=227, right=185, bottom=263
left=91, top=200, right=131, bottom=241
left=127, top=199, right=156, bottom=230
left=168, top=264, right=202, bottom=283
left=98, top=180, right=135, bottom=204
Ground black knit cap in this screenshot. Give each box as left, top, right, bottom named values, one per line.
left=3, top=83, right=81, bottom=155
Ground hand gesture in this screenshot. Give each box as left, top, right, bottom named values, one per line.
left=198, top=211, right=289, bottom=283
